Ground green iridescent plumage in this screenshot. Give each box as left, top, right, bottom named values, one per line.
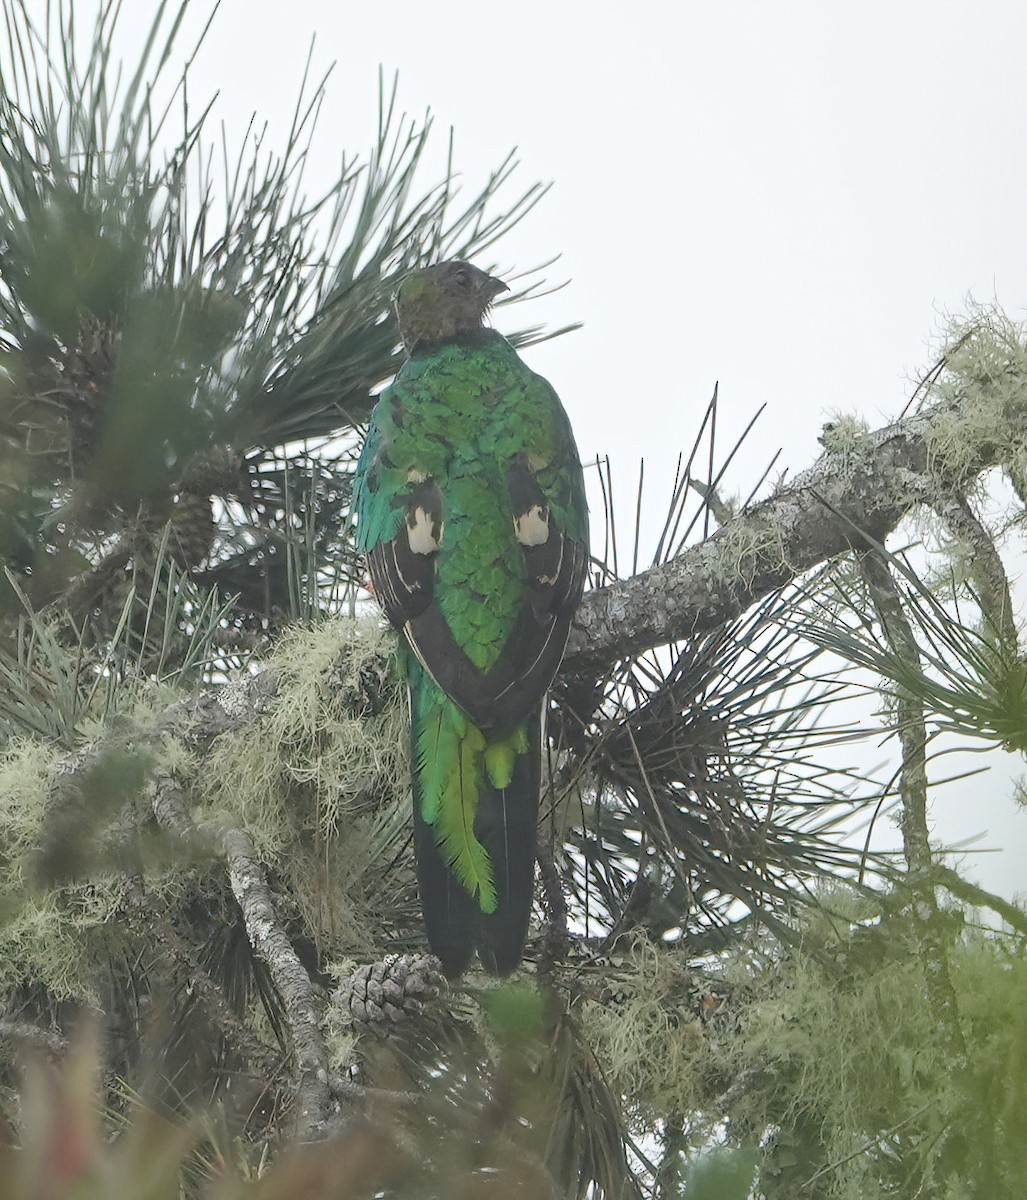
left=354, top=261, right=588, bottom=975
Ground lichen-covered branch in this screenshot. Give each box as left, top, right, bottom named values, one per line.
left=64, top=365, right=1013, bottom=771
left=933, top=864, right=1027, bottom=935
left=858, top=551, right=932, bottom=875
left=931, top=490, right=1018, bottom=651
left=565, top=385, right=1027, bottom=674
left=112, top=370, right=1027, bottom=757
left=222, top=826, right=332, bottom=1138
left=150, top=774, right=331, bottom=1138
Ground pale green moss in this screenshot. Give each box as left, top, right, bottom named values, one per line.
left=324, top=1024, right=359, bottom=1075
left=0, top=614, right=414, bottom=1002
left=323, top=955, right=362, bottom=1070
left=196, top=615, right=406, bottom=847
left=0, top=740, right=53, bottom=872
left=581, top=937, right=707, bottom=1120
left=925, top=307, right=1027, bottom=487
left=707, top=907, right=1027, bottom=1198
left=819, top=413, right=873, bottom=480
left=573, top=893, right=1026, bottom=1196
left=0, top=741, right=133, bottom=1000
left=190, top=614, right=411, bottom=957
left=716, top=516, right=791, bottom=587
left=0, top=894, right=106, bottom=1001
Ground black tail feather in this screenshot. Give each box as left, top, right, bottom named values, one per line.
left=411, top=705, right=542, bottom=978
left=476, top=706, right=542, bottom=975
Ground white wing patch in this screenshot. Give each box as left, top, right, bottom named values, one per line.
left=514, top=504, right=550, bottom=547
left=407, top=508, right=443, bottom=554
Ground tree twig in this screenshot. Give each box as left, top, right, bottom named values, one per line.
left=931, top=490, right=1018, bottom=651
left=222, top=826, right=331, bottom=1138
left=800, top=1101, right=936, bottom=1190
left=933, top=864, right=1027, bottom=934
left=859, top=550, right=967, bottom=1060
left=859, top=551, right=932, bottom=875
left=535, top=838, right=568, bottom=978
left=0, top=1019, right=69, bottom=1059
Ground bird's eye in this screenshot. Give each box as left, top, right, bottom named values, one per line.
left=452, top=268, right=471, bottom=288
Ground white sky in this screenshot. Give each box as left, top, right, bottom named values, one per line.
left=107, top=0, right=1027, bottom=902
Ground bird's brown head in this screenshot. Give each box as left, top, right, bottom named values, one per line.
left=395, top=261, right=509, bottom=354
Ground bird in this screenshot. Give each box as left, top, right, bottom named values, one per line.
left=353, top=260, right=589, bottom=977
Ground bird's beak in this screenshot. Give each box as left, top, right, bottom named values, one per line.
left=486, top=275, right=510, bottom=299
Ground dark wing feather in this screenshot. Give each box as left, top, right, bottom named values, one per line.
left=403, top=521, right=586, bottom=738
left=364, top=479, right=444, bottom=628
left=353, top=401, right=446, bottom=627
left=393, top=453, right=586, bottom=737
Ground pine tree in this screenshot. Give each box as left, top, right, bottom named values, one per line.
left=0, top=5, right=1025, bottom=1198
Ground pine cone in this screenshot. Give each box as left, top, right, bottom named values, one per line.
left=169, top=492, right=217, bottom=569
left=178, top=447, right=242, bottom=494
left=339, top=955, right=443, bottom=1027
left=61, top=316, right=121, bottom=428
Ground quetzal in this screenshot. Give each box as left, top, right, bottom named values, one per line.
left=353, top=261, right=589, bottom=977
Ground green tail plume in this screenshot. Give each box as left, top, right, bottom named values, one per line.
left=414, top=676, right=496, bottom=913
left=410, top=660, right=539, bottom=975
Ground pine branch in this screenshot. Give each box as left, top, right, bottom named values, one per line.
left=117, top=384, right=1027, bottom=779
left=565, top=391, right=1027, bottom=675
